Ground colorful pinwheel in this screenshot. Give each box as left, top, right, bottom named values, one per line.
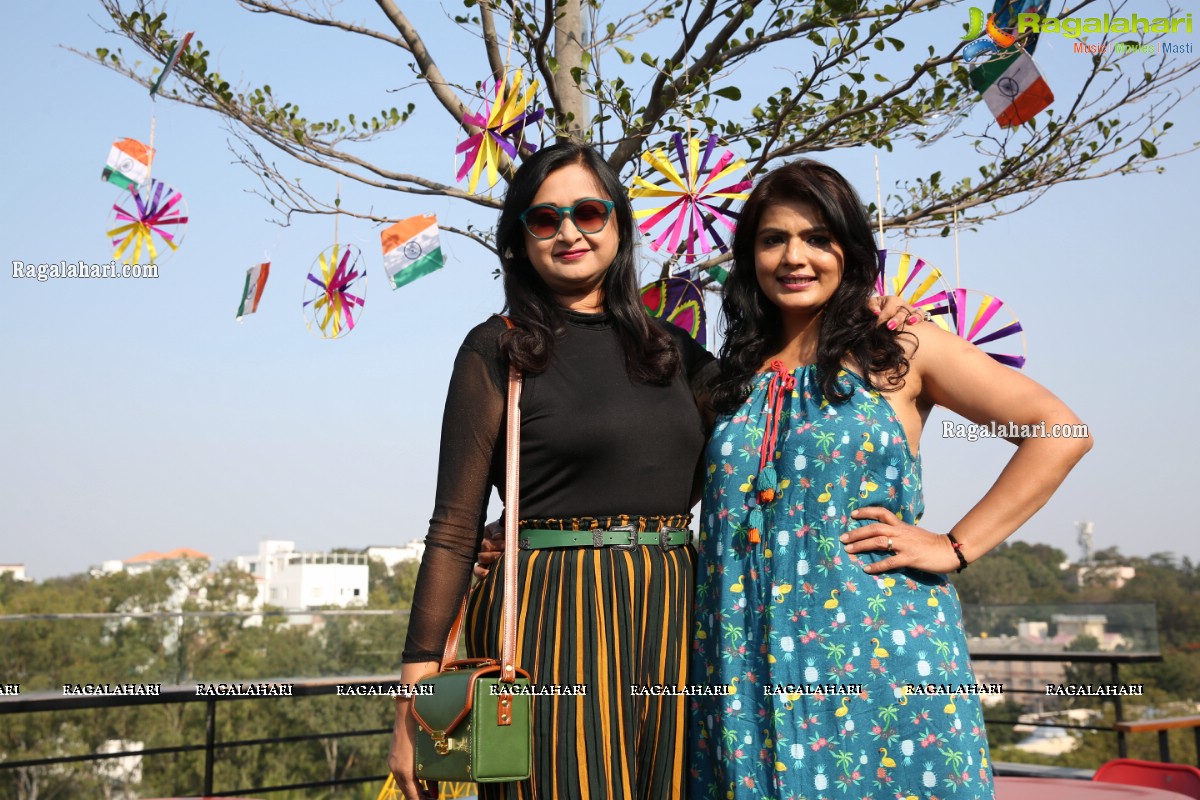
left=107, top=179, right=188, bottom=265
left=302, top=244, right=367, bottom=339
left=641, top=277, right=707, bottom=347
left=455, top=69, right=544, bottom=194
left=932, top=288, right=1027, bottom=368
left=875, top=250, right=954, bottom=319
left=629, top=134, right=752, bottom=264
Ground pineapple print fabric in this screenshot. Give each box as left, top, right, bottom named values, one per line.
left=690, top=366, right=994, bottom=800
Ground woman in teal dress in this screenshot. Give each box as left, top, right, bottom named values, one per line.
left=690, top=161, right=1092, bottom=800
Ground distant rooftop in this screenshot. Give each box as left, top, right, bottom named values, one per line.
left=124, top=548, right=211, bottom=564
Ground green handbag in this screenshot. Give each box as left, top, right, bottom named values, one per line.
left=411, top=659, right=532, bottom=782
left=412, top=326, right=532, bottom=783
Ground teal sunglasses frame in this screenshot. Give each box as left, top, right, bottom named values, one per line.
left=519, top=198, right=616, bottom=239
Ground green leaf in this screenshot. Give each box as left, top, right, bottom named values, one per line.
left=1140, top=139, right=1158, bottom=158
left=713, top=86, right=742, bottom=101
left=547, top=56, right=558, bottom=73
left=615, top=47, right=634, bottom=64
left=641, top=52, right=657, bottom=68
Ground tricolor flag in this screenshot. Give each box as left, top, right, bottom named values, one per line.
left=381, top=215, right=444, bottom=290
left=969, top=48, right=1054, bottom=128
left=236, top=262, right=270, bottom=320
left=149, top=31, right=194, bottom=98
left=102, top=138, right=155, bottom=190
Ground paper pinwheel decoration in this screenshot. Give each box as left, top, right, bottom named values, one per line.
left=108, top=179, right=189, bottom=265
left=629, top=134, right=752, bottom=264
left=376, top=774, right=400, bottom=800
left=875, top=250, right=954, bottom=320
left=455, top=69, right=544, bottom=194
left=641, top=277, right=707, bottom=348
left=932, top=288, right=1027, bottom=368
left=302, top=244, right=367, bottom=339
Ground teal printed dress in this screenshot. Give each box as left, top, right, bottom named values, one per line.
left=690, top=364, right=994, bottom=800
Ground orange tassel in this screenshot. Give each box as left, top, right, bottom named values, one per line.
left=748, top=528, right=761, bottom=544
left=758, top=488, right=776, bottom=504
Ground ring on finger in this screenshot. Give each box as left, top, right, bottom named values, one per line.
left=887, top=536, right=895, bottom=552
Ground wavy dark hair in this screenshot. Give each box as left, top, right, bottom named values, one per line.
left=495, top=142, right=679, bottom=384
left=710, top=159, right=910, bottom=413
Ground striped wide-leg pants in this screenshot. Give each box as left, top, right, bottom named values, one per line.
left=465, top=543, right=696, bottom=800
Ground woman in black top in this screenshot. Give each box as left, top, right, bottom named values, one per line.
left=389, top=142, right=712, bottom=800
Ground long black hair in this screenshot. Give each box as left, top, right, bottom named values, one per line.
left=496, top=142, right=679, bottom=384
left=710, top=159, right=910, bottom=413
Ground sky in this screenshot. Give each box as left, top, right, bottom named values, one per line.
left=1, top=1, right=1197, bottom=581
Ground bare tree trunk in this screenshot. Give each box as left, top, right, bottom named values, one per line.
left=16, top=766, right=38, bottom=800
left=553, top=0, right=585, bottom=142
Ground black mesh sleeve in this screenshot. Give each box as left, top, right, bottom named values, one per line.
left=401, top=322, right=506, bottom=662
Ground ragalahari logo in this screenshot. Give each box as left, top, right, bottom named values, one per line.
left=962, top=7, right=1017, bottom=61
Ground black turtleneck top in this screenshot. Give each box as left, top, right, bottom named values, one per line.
left=401, top=310, right=713, bottom=662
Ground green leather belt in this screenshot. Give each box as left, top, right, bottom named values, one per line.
left=518, top=526, right=690, bottom=550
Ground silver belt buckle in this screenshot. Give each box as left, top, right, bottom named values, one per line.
left=609, top=524, right=639, bottom=550
left=659, top=526, right=686, bottom=550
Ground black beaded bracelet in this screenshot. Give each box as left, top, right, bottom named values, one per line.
left=946, top=533, right=969, bottom=573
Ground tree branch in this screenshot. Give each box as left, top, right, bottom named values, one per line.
left=234, top=0, right=412, bottom=52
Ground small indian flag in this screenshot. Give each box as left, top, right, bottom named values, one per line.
left=969, top=48, right=1054, bottom=128
left=236, top=262, right=270, bottom=320
left=150, top=31, right=194, bottom=98
left=102, top=138, right=155, bottom=190
left=381, top=215, right=443, bottom=290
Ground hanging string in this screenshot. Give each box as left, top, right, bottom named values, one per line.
left=953, top=205, right=961, bottom=288
left=333, top=177, right=341, bottom=249
left=146, top=114, right=157, bottom=185
left=874, top=153, right=885, bottom=250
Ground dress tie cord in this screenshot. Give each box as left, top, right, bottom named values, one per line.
left=748, top=360, right=796, bottom=544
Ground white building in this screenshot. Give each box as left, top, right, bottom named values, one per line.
left=96, top=739, right=143, bottom=795
left=235, top=540, right=369, bottom=611
left=0, top=564, right=31, bottom=582
left=364, top=541, right=426, bottom=570
left=1075, top=564, right=1137, bottom=589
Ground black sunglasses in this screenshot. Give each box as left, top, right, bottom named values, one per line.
left=519, top=198, right=615, bottom=239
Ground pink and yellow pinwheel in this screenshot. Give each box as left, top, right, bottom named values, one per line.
left=641, top=277, right=707, bottom=348
left=108, top=179, right=188, bottom=265
left=455, top=69, right=544, bottom=194
left=629, top=134, right=752, bottom=264
left=875, top=250, right=954, bottom=319
left=302, top=244, right=367, bottom=339
left=931, top=288, right=1027, bottom=368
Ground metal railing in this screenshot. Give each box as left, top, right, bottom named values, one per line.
left=0, top=675, right=403, bottom=798
left=0, top=602, right=1182, bottom=796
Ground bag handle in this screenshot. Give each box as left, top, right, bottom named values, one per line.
left=440, top=316, right=522, bottom=684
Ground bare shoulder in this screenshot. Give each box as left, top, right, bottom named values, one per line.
left=902, top=321, right=994, bottom=374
